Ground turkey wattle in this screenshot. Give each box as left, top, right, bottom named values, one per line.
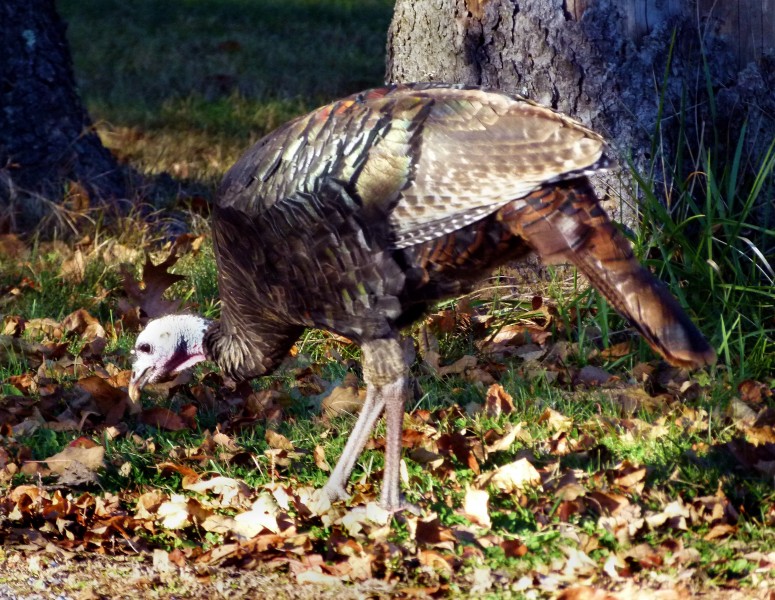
left=129, top=83, right=716, bottom=511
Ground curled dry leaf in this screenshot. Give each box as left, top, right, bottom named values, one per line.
left=485, top=383, right=515, bottom=417
left=437, top=432, right=480, bottom=474
left=135, top=490, right=165, bottom=519
left=738, top=379, right=772, bottom=405
left=20, top=318, right=63, bottom=340
left=501, top=538, right=528, bottom=558
left=294, top=367, right=327, bottom=396
left=728, top=397, right=758, bottom=426
left=703, top=523, right=737, bottom=540
left=644, top=499, right=689, bottom=530
left=612, top=462, right=647, bottom=492
left=418, top=549, right=454, bottom=575
left=408, top=447, right=445, bottom=468
left=265, top=429, right=294, bottom=451
left=478, top=323, right=553, bottom=355
left=12, top=410, right=45, bottom=437
left=62, top=309, right=106, bottom=343
left=538, top=407, right=573, bottom=432
left=212, top=430, right=241, bottom=452
left=158, top=461, right=200, bottom=485
left=313, top=445, right=331, bottom=471
left=3, top=315, right=25, bottom=337
left=484, top=423, right=526, bottom=454
left=596, top=340, right=634, bottom=360
left=425, top=309, right=457, bottom=335
left=339, top=503, right=389, bottom=536
left=422, top=333, right=478, bottom=376
left=414, top=516, right=456, bottom=550
left=245, top=388, right=289, bottom=419
left=169, top=233, right=205, bottom=257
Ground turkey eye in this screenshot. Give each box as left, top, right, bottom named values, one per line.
left=138, top=343, right=152, bottom=354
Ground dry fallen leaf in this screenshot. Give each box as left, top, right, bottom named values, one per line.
left=43, top=444, right=105, bottom=475
left=231, top=493, right=281, bottom=538
left=574, top=365, right=614, bottom=386
left=477, top=323, right=552, bottom=353
left=60, top=249, right=87, bottom=283
left=139, top=407, right=187, bottom=431
left=313, top=445, right=331, bottom=471
left=538, top=407, right=573, bottom=432
left=320, top=373, right=366, bottom=419
left=738, top=379, right=772, bottom=406
left=77, top=375, right=129, bottom=424
left=157, top=494, right=193, bottom=529
left=296, top=571, right=342, bottom=585
left=265, top=429, right=294, bottom=451
left=62, top=309, right=106, bottom=342
left=437, top=432, right=480, bottom=474
left=485, top=383, right=515, bottom=417
left=476, top=458, right=542, bottom=493
left=703, top=523, right=737, bottom=540
left=169, top=233, right=205, bottom=257
left=183, top=476, right=251, bottom=508
left=463, top=485, right=491, bottom=528
left=500, top=539, right=529, bottom=559
left=424, top=351, right=477, bottom=376
left=120, top=254, right=186, bottom=321
left=485, top=424, right=532, bottom=458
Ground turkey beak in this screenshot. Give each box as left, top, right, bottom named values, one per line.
left=128, top=366, right=151, bottom=405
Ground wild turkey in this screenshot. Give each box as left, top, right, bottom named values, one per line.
left=129, top=83, right=715, bottom=511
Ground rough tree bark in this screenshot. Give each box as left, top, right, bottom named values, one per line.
left=0, top=0, right=127, bottom=232
left=387, top=0, right=775, bottom=226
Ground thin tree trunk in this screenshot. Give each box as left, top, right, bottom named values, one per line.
left=0, top=0, right=127, bottom=232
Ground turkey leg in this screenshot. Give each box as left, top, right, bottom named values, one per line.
left=323, top=384, right=386, bottom=502
left=379, top=375, right=409, bottom=510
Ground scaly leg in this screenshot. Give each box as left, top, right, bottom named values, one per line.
left=379, top=375, right=409, bottom=511
left=359, top=337, right=411, bottom=511
left=323, top=383, right=385, bottom=502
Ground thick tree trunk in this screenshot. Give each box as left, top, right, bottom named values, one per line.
left=0, top=0, right=127, bottom=232
left=387, top=0, right=775, bottom=226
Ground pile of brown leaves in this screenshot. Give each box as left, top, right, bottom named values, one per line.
left=0, top=235, right=773, bottom=597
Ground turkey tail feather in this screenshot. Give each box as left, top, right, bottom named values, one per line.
left=500, top=180, right=716, bottom=368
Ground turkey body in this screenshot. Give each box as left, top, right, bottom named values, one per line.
left=201, top=83, right=715, bottom=509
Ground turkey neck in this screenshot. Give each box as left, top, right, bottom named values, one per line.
left=202, top=320, right=302, bottom=381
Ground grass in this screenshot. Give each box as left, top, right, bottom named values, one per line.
left=0, top=1, right=772, bottom=596
left=60, top=0, right=394, bottom=186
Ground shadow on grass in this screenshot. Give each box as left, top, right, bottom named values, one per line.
left=60, top=0, right=394, bottom=129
